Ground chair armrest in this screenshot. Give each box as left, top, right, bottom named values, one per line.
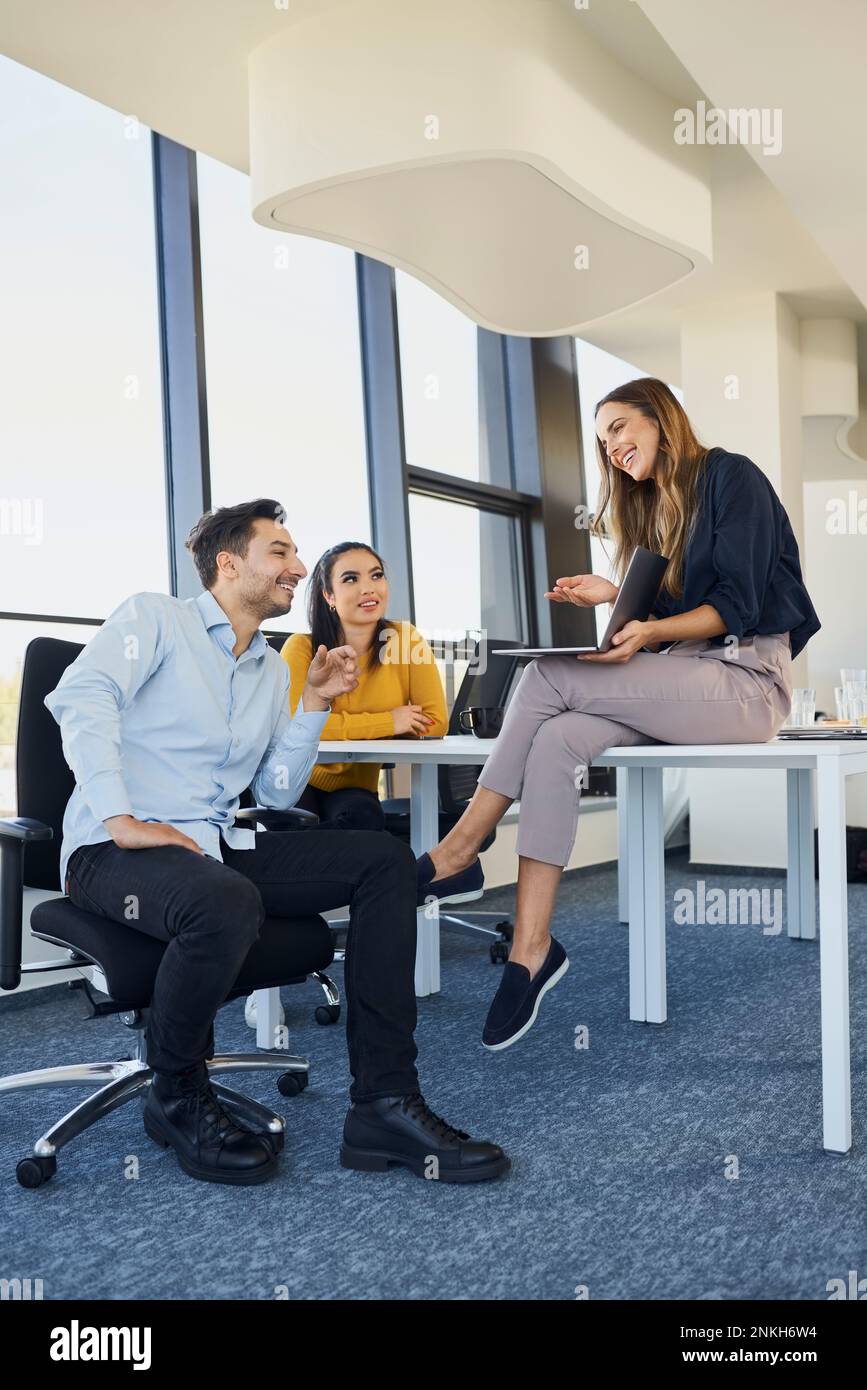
left=0, top=816, right=53, bottom=843
left=234, top=806, right=320, bottom=832
left=0, top=818, right=52, bottom=992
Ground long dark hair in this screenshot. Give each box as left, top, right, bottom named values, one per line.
left=592, top=378, right=709, bottom=598
left=307, top=541, right=390, bottom=669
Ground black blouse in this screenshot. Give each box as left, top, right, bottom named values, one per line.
left=650, top=447, right=820, bottom=658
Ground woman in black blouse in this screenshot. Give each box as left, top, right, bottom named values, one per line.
left=416, top=377, right=821, bottom=1050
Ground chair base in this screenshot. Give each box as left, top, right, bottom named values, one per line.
left=2, top=1045, right=310, bottom=1180
left=440, top=910, right=514, bottom=963
left=327, top=913, right=514, bottom=963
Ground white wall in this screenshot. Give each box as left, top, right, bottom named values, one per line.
left=803, top=475, right=867, bottom=827
left=681, top=293, right=808, bottom=866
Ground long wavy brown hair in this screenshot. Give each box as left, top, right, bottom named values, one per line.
left=591, top=378, right=710, bottom=599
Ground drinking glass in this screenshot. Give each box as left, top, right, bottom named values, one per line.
left=848, top=682, right=867, bottom=726
left=787, top=688, right=816, bottom=728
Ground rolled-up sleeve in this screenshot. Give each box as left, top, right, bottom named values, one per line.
left=702, top=462, right=780, bottom=640
left=251, top=669, right=330, bottom=809
left=43, top=593, right=168, bottom=825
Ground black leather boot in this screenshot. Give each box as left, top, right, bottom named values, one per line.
left=144, top=1065, right=279, bottom=1185
left=340, top=1092, right=510, bottom=1183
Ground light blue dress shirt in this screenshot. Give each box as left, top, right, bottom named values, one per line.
left=44, top=589, right=330, bottom=891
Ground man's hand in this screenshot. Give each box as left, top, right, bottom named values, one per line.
left=576, top=620, right=654, bottom=664
left=104, top=815, right=204, bottom=853
left=545, top=574, right=619, bottom=608
left=302, top=644, right=359, bottom=711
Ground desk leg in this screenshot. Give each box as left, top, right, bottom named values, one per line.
left=411, top=760, right=441, bottom=998
left=616, top=767, right=629, bottom=924
left=642, top=768, right=666, bottom=1024
left=817, top=759, right=851, bottom=1154
left=787, top=768, right=816, bottom=940
left=627, top=768, right=666, bottom=1023
left=255, top=988, right=283, bottom=1051
left=627, top=769, right=646, bottom=1021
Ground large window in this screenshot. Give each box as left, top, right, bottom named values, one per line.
left=197, top=155, right=370, bottom=633
left=0, top=57, right=168, bottom=620
left=395, top=270, right=481, bottom=483
left=0, top=58, right=168, bottom=815
left=394, top=271, right=531, bottom=649
left=408, top=493, right=527, bottom=643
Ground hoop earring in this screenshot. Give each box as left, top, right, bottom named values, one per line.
left=329, top=604, right=336, bottom=613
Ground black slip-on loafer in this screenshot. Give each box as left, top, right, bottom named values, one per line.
left=482, top=937, right=570, bottom=1050
left=416, top=851, right=484, bottom=907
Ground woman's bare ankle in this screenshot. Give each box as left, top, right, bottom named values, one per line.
left=508, top=935, right=552, bottom=980
left=429, top=842, right=477, bottom=880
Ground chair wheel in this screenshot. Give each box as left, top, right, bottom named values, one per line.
left=496, top=920, right=514, bottom=943
left=490, top=941, right=510, bottom=964
left=314, top=1004, right=340, bottom=1026
left=261, top=1126, right=285, bottom=1155
left=17, top=1155, right=56, bottom=1189
left=277, top=1071, right=309, bottom=1097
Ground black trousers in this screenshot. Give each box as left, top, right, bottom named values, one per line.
left=296, top=782, right=385, bottom=831
left=66, top=828, right=419, bottom=1103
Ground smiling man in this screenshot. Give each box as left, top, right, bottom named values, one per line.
left=44, top=499, right=509, bottom=1188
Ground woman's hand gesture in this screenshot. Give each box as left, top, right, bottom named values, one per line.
left=544, top=574, right=619, bottom=608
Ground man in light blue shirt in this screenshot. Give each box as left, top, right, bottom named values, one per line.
left=46, top=581, right=336, bottom=891
left=45, top=498, right=508, bottom=1189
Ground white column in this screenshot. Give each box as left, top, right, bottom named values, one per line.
left=681, top=293, right=806, bottom=870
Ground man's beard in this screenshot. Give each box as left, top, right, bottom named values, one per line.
left=244, top=578, right=290, bottom=624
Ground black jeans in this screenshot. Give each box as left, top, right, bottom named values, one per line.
left=296, top=782, right=385, bottom=832
left=66, top=829, right=419, bottom=1103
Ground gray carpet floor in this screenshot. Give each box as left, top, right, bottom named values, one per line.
left=1, top=850, right=865, bottom=1301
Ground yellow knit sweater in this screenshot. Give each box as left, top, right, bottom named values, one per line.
left=281, top=621, right=449, bottom=793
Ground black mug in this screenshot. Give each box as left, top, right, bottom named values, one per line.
left=459, top=706, right=505, bottom=739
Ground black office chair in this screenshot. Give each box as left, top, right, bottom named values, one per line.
left=0, top=637, right=340, bottom=1190
left=382, top=637, right=525, bottom=963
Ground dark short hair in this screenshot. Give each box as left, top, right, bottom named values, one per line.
left=185, top=498, right=287, bottom=590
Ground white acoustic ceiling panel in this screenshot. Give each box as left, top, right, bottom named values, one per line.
left=249, top=0, right=712, bottom=336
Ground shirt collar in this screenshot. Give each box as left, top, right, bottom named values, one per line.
left=195, top=590, right=267, bottom=662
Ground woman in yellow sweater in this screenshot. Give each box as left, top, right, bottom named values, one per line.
left=281, top=541, right=448, bottom=830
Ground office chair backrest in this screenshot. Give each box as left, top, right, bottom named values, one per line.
left=16, top=637, right=83, bottom=891
left=440, top=637, right=524, bottom=813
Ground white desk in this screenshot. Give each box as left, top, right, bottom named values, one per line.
left=599, top=739, right=867, bottom=1156
left=314, top=734, right=865, bottom=1156
left=315, top=736, right=497, bottom=997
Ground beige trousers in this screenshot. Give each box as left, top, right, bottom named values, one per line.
left=476, top=633, right=793, bottom=866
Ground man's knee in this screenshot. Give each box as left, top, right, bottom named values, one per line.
left=356, top=830, right=415, bottom=874
left=191, top=872, right=265, bottom=944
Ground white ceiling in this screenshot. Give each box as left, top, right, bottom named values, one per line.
left=0, top=0, right=862, bottom=376
left=639, top=0, right=867, bottom=315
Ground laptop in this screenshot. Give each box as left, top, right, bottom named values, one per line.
left=777, top=727, right=867, bottom=739
left=492, top=546, right=668, bottom=657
